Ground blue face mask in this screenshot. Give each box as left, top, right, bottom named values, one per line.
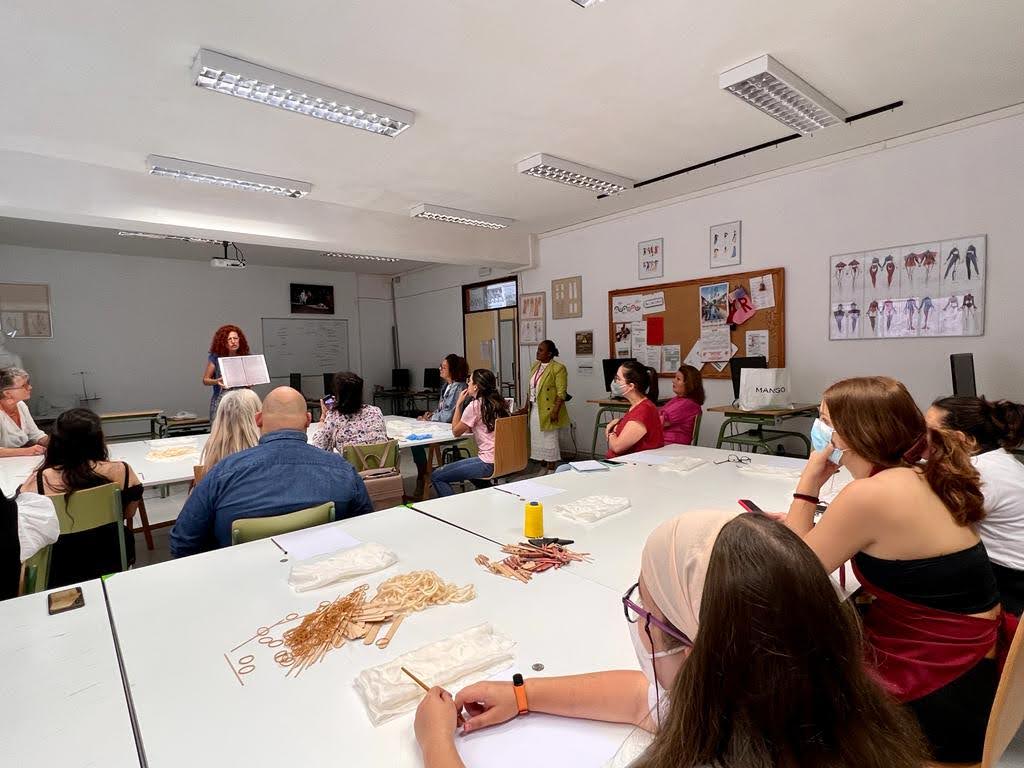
left=810, top=418, right=844, bottom=465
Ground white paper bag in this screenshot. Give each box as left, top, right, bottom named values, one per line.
left=738, top=368, right=792, bottom=410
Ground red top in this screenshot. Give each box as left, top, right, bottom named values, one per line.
left=660, top=397, right=701, bottom=446
left=852, top=558, right=1018, bottom=702
left=607, top=399, right=665, bottom=459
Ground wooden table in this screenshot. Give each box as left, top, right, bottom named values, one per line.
left=150, top=415, right=211, bottom=439
left=584, top=398, right=630, bottom=458
left=99, top=409, right=164, bottom=441
left=706, top=403, right=818, bottom=456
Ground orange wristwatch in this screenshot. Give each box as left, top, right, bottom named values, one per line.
left=513, top=673, right=529, bottom=715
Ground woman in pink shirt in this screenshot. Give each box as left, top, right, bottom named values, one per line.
left=660, top=365, right=704, bottom=446
left=431, top=369, right=510, bottom=497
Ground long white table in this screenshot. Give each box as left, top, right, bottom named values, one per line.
left=414, top=444, right=854, bottom=595
left=0, top=580, right=141, bottom=768
left=105, top=507, right=635, bottom=768
left=1, top=418, right=460, bottom=497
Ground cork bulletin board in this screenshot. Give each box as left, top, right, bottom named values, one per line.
left=607, top=267, right=785, bottom=380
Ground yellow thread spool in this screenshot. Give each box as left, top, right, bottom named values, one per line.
left=524, top=501, right=544, bottom=539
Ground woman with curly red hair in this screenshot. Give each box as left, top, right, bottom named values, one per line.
left=202, top=325, right=251, bottom=419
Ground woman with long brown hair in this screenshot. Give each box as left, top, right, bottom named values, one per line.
left=659, top=364, right=704, bottom=446
left=787, top=376, right=1014, bottom=763
left=202, top=324, right=251, bottom=420
left=413, top=512, right=924, bottom=768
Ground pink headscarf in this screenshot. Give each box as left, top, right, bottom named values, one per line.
left=641, top=509, right=740, bottom=642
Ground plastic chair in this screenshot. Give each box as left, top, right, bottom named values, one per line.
left=342, top=440, right=399, bottom=472
left=691, top=412, right=702, bottom=446
left=485, top=414, right=529, bottom=482
left=230, top=502, right=336, bottom=546
left=930, top=619, right=1024, bottom=768
left=49, top=484, right=127, bottom=586
left=20, top=545, right=52, bottom=595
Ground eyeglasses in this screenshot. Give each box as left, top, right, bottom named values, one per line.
left=2, top=377, right=30, bottom=392
left=714, top=453, right=751, bottom=465
left=622, top=582, right=692, bottom=648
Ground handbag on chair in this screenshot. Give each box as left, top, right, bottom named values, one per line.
left=358, top=467, right=405, bottom=511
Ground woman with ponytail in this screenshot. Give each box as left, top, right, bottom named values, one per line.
left=786, top=376, right=1015, bottom=763
left=927, top=395, right=1024, bottom=614
left=430, top=370, right=509, bottom=497
left=603, top=361, right=664, bottom=459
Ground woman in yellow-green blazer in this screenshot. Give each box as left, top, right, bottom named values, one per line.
left=528, top=339, right=569, bottom=471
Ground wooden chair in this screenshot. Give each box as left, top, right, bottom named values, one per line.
left=484, top=414, right=528, bottom=483
left=931, top=619, right=1024, bottom=768
left=230, top=502, right=336, bottom=546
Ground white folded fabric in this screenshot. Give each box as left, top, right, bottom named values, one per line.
left=736, top=464, right=804, bottom=481
left=555, top=495, right=631, bottom=525
left=288, top=542, right=398, bottom=592
left=16, top=492, right=59, bottom=562
left=355, top=623, right=516, bottom=725
left=655, top=456, right=707, bottom=474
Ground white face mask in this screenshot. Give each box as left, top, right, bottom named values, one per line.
left=610, top=379, right=628, bottom=398
left=629, top=619, right=687, bottom=687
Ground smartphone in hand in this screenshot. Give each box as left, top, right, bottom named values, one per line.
left=738, top=499, right=765, bottom=514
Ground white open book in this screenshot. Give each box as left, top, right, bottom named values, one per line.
left=219, top=354, right=270, bottom=388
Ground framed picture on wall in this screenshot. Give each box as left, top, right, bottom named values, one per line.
left=551, top=276, right=583, bottom=319
left=638, top=238, right=664, bottom=279
left=575, top=330, right=594, bottom=356
left=710, top=221, right=741, bottom=268
left=518, top=291, right=546, bottom=346
left=0, top=283, right=52, bottom=339
left=290, top=283, right=335, bottom=315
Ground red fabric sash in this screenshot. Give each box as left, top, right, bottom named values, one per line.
left=852, top=558, right=1019, bottom=702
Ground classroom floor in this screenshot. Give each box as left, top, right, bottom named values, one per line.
left=128, top=471, right=1024, bottom=766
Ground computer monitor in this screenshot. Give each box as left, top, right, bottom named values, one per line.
left=323, top=372, right=335, bottom=397
left=730, top=356, right=767, bottom=401
left=602, top=358, right=636, bottom=394
left=392, top=368, right=411, bottom=390
left=288, top=373, right=303, bottom=394
left=950, top=353, right=977, bottom=397
left=423, top=367, right=441, bottom=390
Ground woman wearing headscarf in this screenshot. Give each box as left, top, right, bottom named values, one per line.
left=413, top=511, right=924, bottom=768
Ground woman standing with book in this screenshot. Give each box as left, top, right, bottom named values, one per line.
left=202, top=324, right=250, bottom=420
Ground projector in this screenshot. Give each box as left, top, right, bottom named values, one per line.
left=210, top=256, right=246, bottom=269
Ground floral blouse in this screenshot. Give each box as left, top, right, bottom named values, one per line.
left=313, top=405, right=388, bottom=452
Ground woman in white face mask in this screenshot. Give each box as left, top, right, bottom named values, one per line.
left=414, top=511, right=923, bottom=768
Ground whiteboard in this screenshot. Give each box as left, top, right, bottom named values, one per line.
left=260, top=317, right=350, bottom=378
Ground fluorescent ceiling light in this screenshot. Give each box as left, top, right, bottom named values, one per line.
left=410, top=204, right=514, bottom=230
left=118, top=230, right=218, bottom=244
left=324, top=252, right=400, bottom=263
left=517, top=153, right=634, bottom=195
left=719, top=54, right=847, bottom=135
left=571, top=0, right=605, bottom=6
left=193, top=49, right=414, bottom=138
left=146, top=155, right=312, bottom=198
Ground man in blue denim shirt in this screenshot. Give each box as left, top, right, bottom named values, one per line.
left=171, top=387, right=374, bottom=557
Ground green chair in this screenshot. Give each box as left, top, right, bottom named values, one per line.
left=691, top=412, right=703, bottom=446
left=21, top=545, right=52, bottom=595
left=230, top=502, right=336, bottom=546
left=44, top=484, right=127, bottom=589
left=342, top=440, right=399, bottom=472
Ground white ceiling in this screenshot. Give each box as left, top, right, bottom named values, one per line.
left=1, top=0, right=1022, bottom=267
left=0, top=216, right=421, bottom=275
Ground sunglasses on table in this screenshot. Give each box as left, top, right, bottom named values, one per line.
left=713, top=453, right=751, bottom=465
left=622, top=582, right=692, bottom=648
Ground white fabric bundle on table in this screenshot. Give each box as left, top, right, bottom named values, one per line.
left=654, top=456, right=707, bottom=474
left=736, top=464, right=804, bottom=481
left=288, top=542, right=398, bottom=592
left=355, top=623, right=516, bottom=725
left=555, top=495, right=631, bottom=526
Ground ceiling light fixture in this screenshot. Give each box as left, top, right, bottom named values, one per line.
left=410, top=204, right=514, bottom=230
left=193, top=49, right=415, bottom=138
left=719, top=54, right=847, bottom=135
left=324, top=252, right=401, bottom=263
left=146, top=155, right=312, bottom=198
left=117, top=230, right=218, bottom=244
left=571, top=0, right=606, bottom=7
left=517, top=153, right=634, bottom=195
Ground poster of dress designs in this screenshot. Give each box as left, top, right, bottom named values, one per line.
left=829, top=235, right=986, bottom=340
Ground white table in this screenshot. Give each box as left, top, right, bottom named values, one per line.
left=0, top=579, right=141, bottom=768
left=414, top=444, right=854, bottom=594
left=105, top=507, right=636, bottom=768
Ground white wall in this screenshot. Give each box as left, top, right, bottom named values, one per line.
left=391, top=111, right=1024, bottom=453
left=520, top=111, right=1024, bottom=449
left=0, top=246, right=395, bottom=423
